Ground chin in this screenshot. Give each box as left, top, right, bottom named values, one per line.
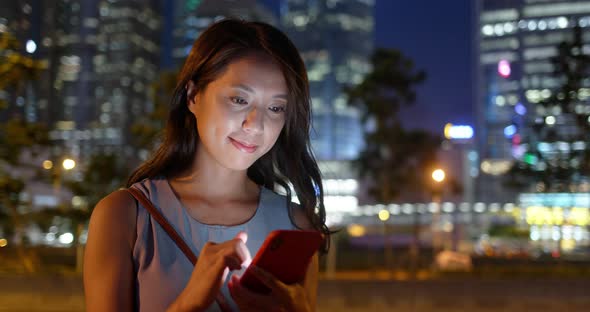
left=222, top=156, right=258, bottom=171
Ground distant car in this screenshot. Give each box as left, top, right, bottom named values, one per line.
left=434, top=250, right=473, bottom=271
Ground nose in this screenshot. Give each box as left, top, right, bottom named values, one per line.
left=242, top=106, right=263, bottom=134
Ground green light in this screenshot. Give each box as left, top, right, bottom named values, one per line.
left=186, top=0, right=201, bottom=11
left=523, top=153, right=537, bottom=165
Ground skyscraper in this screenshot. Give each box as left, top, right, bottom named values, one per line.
left=171, top=0, right=276, bottom=70
left=39, top=0, right=161, bottom=159
left=475, top=0, right=590, bottom=202
left=280, top=0, right=374, bottom=161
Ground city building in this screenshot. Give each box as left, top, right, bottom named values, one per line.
left=475, top=0, right=590, bottom=201
left=475, top=0, right=590, bottom=253
left=0, top=1, right=161, bottom=210
left=41, top=0, right=161, bottom=160
left=280, top=0, right=374, bottom=161
left=170, top=0, right=276, bottom=70
left=279, top=0, right=374, bottom=214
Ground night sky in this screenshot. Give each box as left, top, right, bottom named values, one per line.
left=256, top=0, right=474, bottom=135
left=373, top=0, right=474, bottom=135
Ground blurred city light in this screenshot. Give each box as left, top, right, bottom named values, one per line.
left=432, top=169, right=445, bottom=183
left=0, top=238, right=7, bottom=247
left=26, top=39, right=36, bottom=53
left=497, top=59, right=511, bottom=78
left=378, top=209, right=390, bottom=221
left=444, top=123, right=474, bottom=140
left=503, top=125, right=517, bottom=138
left=347, top=224, right=366, bottom=237
left=515, top=103, right=527, bottom=115
left=42, top=160, right=53, bottom=170
left=58, top=233, right=74, bottom=245
left=62, top=158, right=76, bottom=170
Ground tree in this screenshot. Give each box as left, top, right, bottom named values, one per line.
left=0, top=32, right=50, bottom=272
left=0, top=31, right=47, bottom=109
left=66, top=153, right=129, bottom=211
left=505, top=26, right=590, bottom=193
left=345, top=49, right=441, bottom=203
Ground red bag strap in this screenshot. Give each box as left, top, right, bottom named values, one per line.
left=126, top=187, right=232, bottom=312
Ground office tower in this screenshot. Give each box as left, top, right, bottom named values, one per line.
left=476, top=0, right=590, bottom=253
left=40, top=0, right=161, bottom=158
left=171, top=0, right=276, bottom=70
left=476, top=0, right=590, bottom=202
left=280, top=0, right=374, bottom=161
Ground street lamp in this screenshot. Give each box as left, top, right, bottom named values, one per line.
left=42, top=160, right=53, bottom=170
left=62, top=158, right=76, bottom=170
left=378, top=208, right=390, bottom=222
left=432, top=168, right=446, bottom=183
left=379, top=208, right=392, bottom=277
left=431, top=168, right=446, bottom=253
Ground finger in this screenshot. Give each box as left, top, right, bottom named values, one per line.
left=228, top=275, right=257, bottom=306
left=234, top=231, right=248, bottom=244
left=229, top=275, right=274, bottom=307
left=222, top=252, right=244, bottom=271
left=218, top=244, right=250, bottom=271
left=221, top=266, right=230, bottom=284
left=228, top=233, right=252, bottom=268
left=248, top=265, right=288, bottom=293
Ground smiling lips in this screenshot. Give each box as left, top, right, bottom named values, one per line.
left=230, top=137, right=258, bottom=153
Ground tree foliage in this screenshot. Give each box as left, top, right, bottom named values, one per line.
left=66, top=153, right=130, bottom=210
left=345, top=49, right=442, bottom=202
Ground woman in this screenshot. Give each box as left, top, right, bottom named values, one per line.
left=83, top=19, right=329, bottom=311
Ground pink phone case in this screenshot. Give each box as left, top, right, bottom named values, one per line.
left=239, top=230, right=323, bottom=294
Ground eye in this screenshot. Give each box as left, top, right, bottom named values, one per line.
left=269, top=106, right=286, bottom=114
left=230, top=96, right=248, bottom=105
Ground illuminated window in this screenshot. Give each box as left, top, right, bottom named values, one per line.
left=523, top=47, right=557, bottom=60
left=524, top=3, right=590, bottom=17
left=481, top=38, right=519, bottom=50
left=480, top=51, right=518, bottom=64
left=481, top=9, right=518, bottom=23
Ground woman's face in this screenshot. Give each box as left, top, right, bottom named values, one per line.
left=187, top=53, right=288, bottom=171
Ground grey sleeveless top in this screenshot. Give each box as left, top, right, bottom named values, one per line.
left=130, top=177, right=297, bottom=312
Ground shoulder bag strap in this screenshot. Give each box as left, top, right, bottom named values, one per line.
left=125, top=187, right=232, bottom=312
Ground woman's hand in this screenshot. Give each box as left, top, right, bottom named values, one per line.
left=168, top=232, right=251, bottom=312
left=227, top=266, right=312, bottom=312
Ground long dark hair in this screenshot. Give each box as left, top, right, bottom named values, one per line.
left=127, top=19, right=330, bottom=250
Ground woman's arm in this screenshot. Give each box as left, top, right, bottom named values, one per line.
left=300, top=252, right=319, bottom=310
left=84, top=189, right=137, bottom=312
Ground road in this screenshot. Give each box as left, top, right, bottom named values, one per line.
left=0, top=274, right=588, bottom=311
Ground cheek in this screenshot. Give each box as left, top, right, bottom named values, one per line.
left=265, top=120, right=285, bottom=145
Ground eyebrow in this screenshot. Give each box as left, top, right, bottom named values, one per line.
left=232, top=84, right=288, bottom=100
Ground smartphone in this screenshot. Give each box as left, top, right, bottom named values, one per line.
left=239, top=229, right=323, bottom=294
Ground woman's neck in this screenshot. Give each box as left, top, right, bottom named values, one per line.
left=170, top=155, right=258, bottom=202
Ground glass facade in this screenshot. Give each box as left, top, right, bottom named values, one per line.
left=280, top=0, right=374, bottom=161
left=171, top=0, right=276, bottom=70
left=39, top=0, right=161, bottom=159
left=476, top=0, right=590, bottom=201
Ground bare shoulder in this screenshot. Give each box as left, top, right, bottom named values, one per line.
left=84, top=189, right=137, bottom=311
left=89, top=189, right=137, bottom=247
